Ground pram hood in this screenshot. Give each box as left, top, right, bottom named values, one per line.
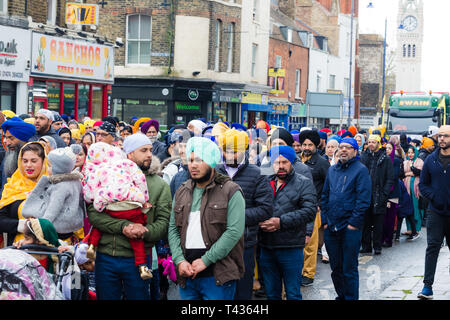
left=0, top=248, right=64, bottom=300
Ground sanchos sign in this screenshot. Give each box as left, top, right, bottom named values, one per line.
left=31, top=32, right=114, bottom=83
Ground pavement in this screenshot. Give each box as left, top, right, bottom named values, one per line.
left=166, top=224, right=450, bottom=301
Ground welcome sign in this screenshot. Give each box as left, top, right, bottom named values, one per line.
left=31, top=32, right=114, bottom=83
left=0, top=26, right=31, bottom=82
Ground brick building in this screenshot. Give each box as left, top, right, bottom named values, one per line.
left=1, top=0, right=116, bottom=119
left=267, top=3, right=309, bottom=129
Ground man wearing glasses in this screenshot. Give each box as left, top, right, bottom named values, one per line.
left=320, top=137, right=371, bottom=300
left=95, top=121, right=116, bottom=145
left=417, top=125, right=450, bottom=300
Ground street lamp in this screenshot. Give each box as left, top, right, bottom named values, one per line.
left=347, top=0, right=354, bottom=128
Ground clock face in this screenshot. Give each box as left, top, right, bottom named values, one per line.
left=402, top=15, right=418, bottom=32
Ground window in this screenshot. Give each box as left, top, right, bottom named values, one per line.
left=316, top=73, right=321, bottom=92
left=127, top=15, right=152, bottom=65
left=403, top=44, right=406, bottom=57
left=226, top=23, right=234, bottom=73
left=329, top=74, right=336, bottom=90
left=214, top=20, right=222, bottom=72
left=408, top=44, right=411, bottom=57
left=295, top=69, right=301, bottom=98
left=0, top=0, right=7, bottom=14
left=287, top=29, right=292, bottom=43
left=344, top=78, right=350, bottom=97
left=275, top=55, right=282, bottom=69
left=346, top=32, right=350, bottom=56
left=251, top=44, right=258, bottom=77
left=47, top=0, right=57, bottom=25
left=413, top=44, right=416, bottom=58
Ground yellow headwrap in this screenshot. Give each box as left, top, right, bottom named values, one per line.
left=211, top=122, right=229, bottom=138
left=71, top=128, right=81, bottom=140
left=0, top=142, right=48, bottom=242
left=2, top=110, right=16, bottom=119
left=220, top=129, right=249, bottom=153
left=78, top=123, right=85, bottom=135
left=133, top=117, right=151, bottom=134
left=421, top=137, right=434, bottom=149
left=24, top=118, right=35, bottom=124
left=368, top=134, right=382, bottom=149
left=84, top=119, right=95, bottom=128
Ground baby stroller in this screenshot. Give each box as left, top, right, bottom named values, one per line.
left=0, top=244, right=87, bottom=300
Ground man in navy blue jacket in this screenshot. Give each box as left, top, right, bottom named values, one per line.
left=320, top=138, right=372, bottom=300
left=417, top=125, right=450, bottom=300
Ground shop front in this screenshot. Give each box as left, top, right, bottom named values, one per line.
left=267, top=103, right=291, bottom=129
left=240, top=91, right=270, bottom=129
left=211, top=83, right=243, bottom=124
left=289, top=103, right=307, bottom=131
left=27, top=31, right=115, bottom=120
left=0, top=25, right=31, bottom=114
left=112, top=78, right=214, bottom=131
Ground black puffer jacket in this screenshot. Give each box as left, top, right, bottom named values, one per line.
left=360, top=148, right=395, bottom=215
left=300, top=151, right=330, bottom=200
left=216, top=159, right=273, bottom=248
left=259, top=169, right=317, bottom=249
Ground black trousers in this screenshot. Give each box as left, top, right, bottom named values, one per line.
left=361, top=209, right=385, bottom=251
left=423, top=211, right=450, bottom=288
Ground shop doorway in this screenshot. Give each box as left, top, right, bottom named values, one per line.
left=174, top=114, right=203, bottom=127
left=32, top=97, right=47, bottom=116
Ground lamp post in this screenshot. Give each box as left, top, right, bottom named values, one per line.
left=382, top=17, right=387, bottom=105
left=347, top=0, right=354, bottom=128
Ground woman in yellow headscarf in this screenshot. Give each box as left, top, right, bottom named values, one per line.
left=0, top=141, right=48, bottom=246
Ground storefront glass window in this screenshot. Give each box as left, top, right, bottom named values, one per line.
left=121, top=99, right=168, bottom=130
left=47, top=82, right=60, bottom=113
left=0, top=81, right=16, bottom=112
left=213, top=102, right=229, bottom=122
left=78, top=84, right=89, bottom=120
left=92, top=86, right=103, bottom=120
left=63, top=83, right=75, bottom=118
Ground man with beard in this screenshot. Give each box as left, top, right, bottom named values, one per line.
left=360, top=134, right=395, bottom=255
left=29, top=109, right=66, bottom=148
left=298, top=129, right=330, bottom=287
left=0, top=117, right=36, bottom=192
left=258, top=145, right=316, bottom=300
left=168, top=137, right=245, bottom=300
left=88, top=134, right=171, bottom=300
left=215, top=129, right=273, bottom=300
left=417, top=125, right=450, bottom=300
left=321, top=138, right=371, bottom=300
left=141, top=120, right=167, bottom=162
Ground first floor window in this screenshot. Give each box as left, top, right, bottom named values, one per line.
left=127, top=14, right=152, bottom=65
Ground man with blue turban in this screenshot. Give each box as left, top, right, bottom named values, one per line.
left=1, top=117, right=37, bottom=192
left=258, top=145, right=316, bottom=300
left=168, top=136, right=246, bottom=300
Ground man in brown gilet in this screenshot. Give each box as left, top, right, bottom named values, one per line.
left=168, top=137, right=246, bottom=300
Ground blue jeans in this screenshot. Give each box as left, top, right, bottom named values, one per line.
left=150, top=268, right=160, bottom=300
left=324, top=226, right=362, bottom=300
left=258, top=247, right=304, bottom=300
left=179, top=276, right=237, bottom=300
left=95, top=252, right=151, bottom=300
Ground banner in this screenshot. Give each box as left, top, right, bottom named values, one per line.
left=0, top=26, right=31, bottom=82
left=268, top=68, right=285, bottom=94
left=66, top=3, right=99, bottom=26
left=31, top=32, right=114, bottom=83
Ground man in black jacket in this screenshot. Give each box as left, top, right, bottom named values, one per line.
left=258, top=145, right=316, bottom=300
left=29, top=109, right=66, bottom=148
left=216, top=129, right=273, bottom=300
left=298, top=129, right=330, bottom=286
left=360, top=134, right=395, bottom=255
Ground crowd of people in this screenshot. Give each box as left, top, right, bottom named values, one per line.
left=0, top=108, right=448, bottom=301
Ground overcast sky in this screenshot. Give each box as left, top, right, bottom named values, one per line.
left=358, top=0, right=449, bottom=92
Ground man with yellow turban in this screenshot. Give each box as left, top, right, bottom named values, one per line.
left=215, top=129, right=273, bottom=300
left=211, top=122, right=229, bottom=140
left=360, top=133, right=395, bottom=255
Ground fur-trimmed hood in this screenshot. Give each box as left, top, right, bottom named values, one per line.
left=48, top=171, right=83, bottom=184
left=147, top=155, right=162, bottom=176
left=160, top=156, right=182, bottom=171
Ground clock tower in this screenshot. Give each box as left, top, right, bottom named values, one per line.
left=395, top=0, right=424, bottom=92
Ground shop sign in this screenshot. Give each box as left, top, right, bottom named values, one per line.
left=188, top=89, right=199, bottom=101
left=241, top=92, right=262, bottom=104
left=0, top=26, right=31, bottom=82
left=271, top=104, right=290, bottom=115
left=31, top=32, right=114, bottom=83
left=66, top=3, right=99, bottom=26
left=268, top=68, right=285, bottom=94
left=175, top=102, right=201, bottom=112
